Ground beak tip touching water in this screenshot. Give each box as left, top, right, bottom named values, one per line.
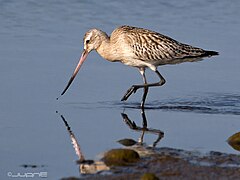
left=57, top=50, right=89, bottom=99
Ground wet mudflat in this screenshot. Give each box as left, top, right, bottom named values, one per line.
left=77, top=147, right=240, bottom=180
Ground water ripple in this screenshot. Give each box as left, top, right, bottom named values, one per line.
left=64, top=93, right=240, bottom=115
left=114, top=93, right=240, bottom=115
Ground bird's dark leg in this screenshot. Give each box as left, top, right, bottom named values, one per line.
left=141, top=107, right=147, bottom=128
left=121, top=69, right=166, bottom=102
left=139, top=68, right=148, bottom=109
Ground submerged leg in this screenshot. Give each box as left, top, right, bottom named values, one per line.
left=139, top=68, right=148, bottom=109
left=121, top=69, right=166, bottom=102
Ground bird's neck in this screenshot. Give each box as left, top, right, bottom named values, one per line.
left=96, top=35, right=119, bottom=62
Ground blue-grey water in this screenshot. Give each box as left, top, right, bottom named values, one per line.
left=1, top=0, right=240, bottom=179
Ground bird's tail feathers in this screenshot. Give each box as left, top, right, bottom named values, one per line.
left=204, top=50, right=219, bottom=56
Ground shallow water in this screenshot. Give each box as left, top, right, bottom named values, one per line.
left=1, top=0, right=240, bottom=179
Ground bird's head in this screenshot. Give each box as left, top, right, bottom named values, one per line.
left=58, top=29, right=106, bottom=97
left=83, top=29, right=104, bottom=52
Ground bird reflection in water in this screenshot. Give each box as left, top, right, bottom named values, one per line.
left=57, top=108, right=164, bottom=175
left=120, top=108, right=164, bottom=148
left=57, top=112, right=110, bottom=174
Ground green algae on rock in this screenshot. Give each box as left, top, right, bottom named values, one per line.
left=103, top=148, right=140, bottom=166
left=228, top=132, right=240, bottom=151
left=141, top=173, right=159, bottom=180
left=117, top=138, right=137, bottom=146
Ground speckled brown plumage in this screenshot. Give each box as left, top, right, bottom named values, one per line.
left=118, top=26, right=205, bottom=61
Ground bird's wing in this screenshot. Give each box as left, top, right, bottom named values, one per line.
left=117, top=26, right=207, bottom=64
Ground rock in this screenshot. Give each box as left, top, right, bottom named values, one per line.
left=117, top=138, right=137, bottom=146
left=228, top=132, right=240, bottom=151
left=103, top=148, right=140, bottom=166
left=141, top=173, right=159, bottom=180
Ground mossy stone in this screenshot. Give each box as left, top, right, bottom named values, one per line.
left=141, top=173, right=159, bottom=180
left=103, top=148, right=140, bottom=166
left=117, top=138, right=137, bottom=146
left=228, top=132, right=240, bottom=151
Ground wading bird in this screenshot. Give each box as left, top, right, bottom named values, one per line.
left=59, top=25, right=218, bottom=108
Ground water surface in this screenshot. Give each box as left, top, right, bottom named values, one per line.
left=0, top=0, right=240, bottom=179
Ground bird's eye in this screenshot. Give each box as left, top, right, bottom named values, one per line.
left=86, top=40, right=90, bottom=44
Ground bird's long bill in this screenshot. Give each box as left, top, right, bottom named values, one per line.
left=60, top=50, right=89, bottom=96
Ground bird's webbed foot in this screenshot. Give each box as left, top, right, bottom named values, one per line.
left=121, top=85, right=139, bottom=101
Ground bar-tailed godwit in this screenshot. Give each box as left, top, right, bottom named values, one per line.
left=59, top=25, right=218, bottom=108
